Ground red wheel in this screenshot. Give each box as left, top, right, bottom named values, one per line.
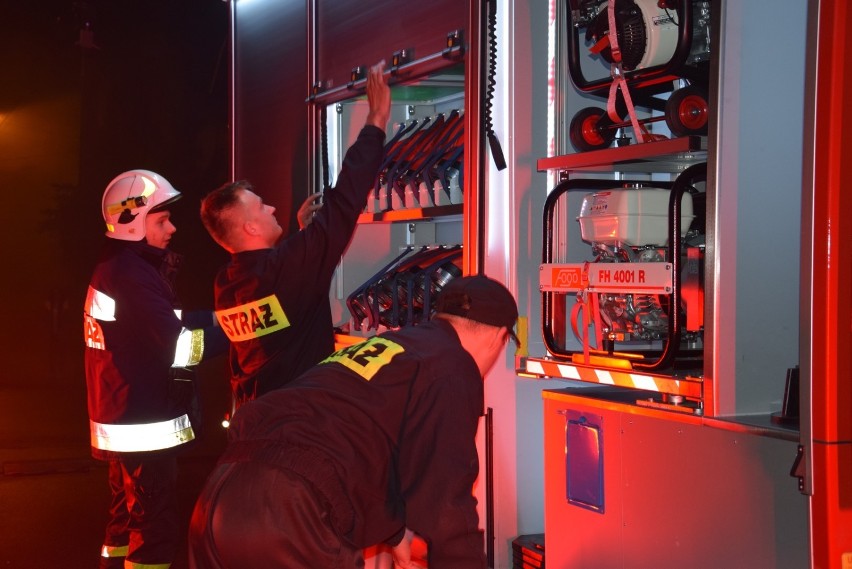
left=569, top=107, right=616, bottom=152
left=665, top=86, right=709, bottom=137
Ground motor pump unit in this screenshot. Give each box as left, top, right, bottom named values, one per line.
left=573, top=0, right=711, bottom=76
left=573, top=186, right=702, bottom=346
left=566, top=0, right=713, bottom=150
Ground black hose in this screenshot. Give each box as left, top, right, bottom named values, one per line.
left=484, top=0, right=506, bottom=170
left=320, top=105, right=331, bottom=192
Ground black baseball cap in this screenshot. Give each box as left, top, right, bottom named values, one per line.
left=436, top=275, right=520, bottom=347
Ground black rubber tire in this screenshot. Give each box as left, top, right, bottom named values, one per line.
left=569, top=106, right=617, bottom=152
left=665, top=85, right=710, bottom=137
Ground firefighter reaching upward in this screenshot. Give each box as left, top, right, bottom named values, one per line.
left=83, top=169, right=227, bottom=569
left=198, top=60, right=391, bottom=407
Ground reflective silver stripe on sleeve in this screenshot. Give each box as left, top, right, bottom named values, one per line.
left=90, top=414, right=195, bottom=452
left=173, top=328, right=204, bottom=367
left=85, top=286, right=116, bottom=321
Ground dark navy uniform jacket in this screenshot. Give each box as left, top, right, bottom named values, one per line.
left=213, top=125, right=385, bottom=404
left=84, top=240, right=227, bottom=460
left=224, top=318, right=487, bottom=568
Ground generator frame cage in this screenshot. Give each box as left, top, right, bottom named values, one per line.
left=534, top=162, right=706, bottom=411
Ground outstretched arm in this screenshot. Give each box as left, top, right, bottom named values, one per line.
left=365, top=60, right=391, bottom=131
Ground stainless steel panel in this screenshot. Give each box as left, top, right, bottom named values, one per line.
left=314, top=0, right=470, bottom=91
left=232, top=0, right=309, bottom=230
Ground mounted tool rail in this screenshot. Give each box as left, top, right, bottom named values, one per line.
left=346, top=245, right=462, bottom=332
left=373, top=109, right=465, bottom=212
left=308, top=30, right=466, bottom=106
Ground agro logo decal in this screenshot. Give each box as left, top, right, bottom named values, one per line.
left=321, top=336, right=405, bottom=381
left=216, top=294, right=290, bottom=342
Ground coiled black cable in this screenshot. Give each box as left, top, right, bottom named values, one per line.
left=320, top=104, right=331, bottom=192
left=485, top=0, right=507, bottom=170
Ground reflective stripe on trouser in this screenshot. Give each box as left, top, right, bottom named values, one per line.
left=101, top=544, right=129, bottom=558
left=99, top=555, right=171, bottom=569
left=99, top=543, right=126, bottom=569
left=102, top=457, right=179, bottom=568
left=101, top=461, right=131, bottom=569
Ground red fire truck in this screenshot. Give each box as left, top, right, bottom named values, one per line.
left=227, top=0, right=850, bottom=566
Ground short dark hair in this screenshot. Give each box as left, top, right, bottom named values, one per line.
left=200, top=180, right=253, bottom=247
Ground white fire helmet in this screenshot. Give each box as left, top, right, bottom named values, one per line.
left=101, top=169, right=182, bottom=241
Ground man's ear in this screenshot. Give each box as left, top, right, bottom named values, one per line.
left=487, top=325, right=506, bottom=350
left=243, top=220, right=257, bottom=236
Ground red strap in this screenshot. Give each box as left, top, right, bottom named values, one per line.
left=570, top=297, right=586, bottom=349
left=605, top=0, right=666, bottom=144
left=607, top=0, right=622, bottom=64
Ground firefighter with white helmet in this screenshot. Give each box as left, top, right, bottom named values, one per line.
left=101, top=169, right=182, bottom=241
left=83, top=169, right=227, bottom=569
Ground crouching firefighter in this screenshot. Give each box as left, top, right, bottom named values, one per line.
left=83, top=170, right=227, bottom=569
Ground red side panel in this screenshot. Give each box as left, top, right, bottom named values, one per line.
left=807, top=1, right=852, bottom=566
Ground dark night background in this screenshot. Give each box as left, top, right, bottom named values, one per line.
left=1, top=1, right=231, bottom=391
left=1, top=2, right=235, bottom=564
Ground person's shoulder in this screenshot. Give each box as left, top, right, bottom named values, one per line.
left=105, top=245, right=164, bottom=285
left=386, top=321, right=467, bottom=360
left=388, top=323, right=480, bottom=387
left=93, top=242, right=139, bottom=274
left=226, top=247, right=281, bottom=275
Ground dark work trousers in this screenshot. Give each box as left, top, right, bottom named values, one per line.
left=99, top=455, right=179, bottom=569
left=188, top=461, right=364, bottom=569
